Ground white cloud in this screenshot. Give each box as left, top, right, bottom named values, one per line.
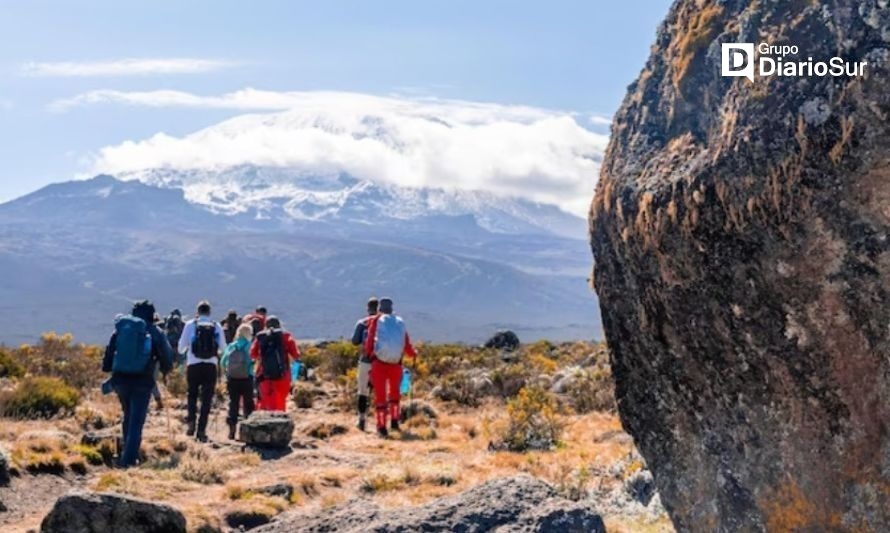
left=589, top=114, right=612, bottom=126
left=86, top=90, right=607, bottom=216
left=22, top=58, right=235, bottom=77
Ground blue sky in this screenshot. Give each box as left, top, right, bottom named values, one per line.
left=0, top=1, right=671, bottom=204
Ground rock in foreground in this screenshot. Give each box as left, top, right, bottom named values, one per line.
left=254, top=475, right=604, bottom=532
left=40, top=491, right=186, bottom=533
left=239, top=411, right=295, bottom=448
left=590, top=0, right=890, bottom=531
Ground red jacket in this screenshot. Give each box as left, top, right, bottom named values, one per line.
left=250, top=329, right=300, bottom=381
left=364, top=314, right=417, bottom=362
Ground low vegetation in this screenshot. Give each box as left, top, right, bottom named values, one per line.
left=0, top=376, right=80, bottom=419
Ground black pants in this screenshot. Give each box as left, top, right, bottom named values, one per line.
left=227, top=378, right=255, bottom=425
left=187, top=363, right=217, bottom=435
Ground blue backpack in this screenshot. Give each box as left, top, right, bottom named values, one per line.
left=113, top=315, right=153, bottom=375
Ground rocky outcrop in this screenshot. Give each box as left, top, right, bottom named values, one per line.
left=590, top=1, right=890, bottom=531
left=40, top=491, right=186, bottom=533
left=484, top=330, right=520, bottom=352
left=254, top=475, right=604, bottom=532
left=239, top=411, right=295, bottom=448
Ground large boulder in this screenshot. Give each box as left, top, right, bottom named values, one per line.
left=590, top=1, right=890, bottom=531
left=239, top=411, right=295, bottom=448
left=483, top=330, right=520, bottom=352
left=40, top=491, right=186, bottom=533
left=255, top=475, right=604, bottom=532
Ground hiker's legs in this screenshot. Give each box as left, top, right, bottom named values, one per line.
left=186, top=364, right=200, bottom=428
left=388, top=364, right=402, bottom=427
left=371, top=361, right=400, bottom=431
left=257, top=378, right=287, bottom=411
left=226, top=379, right=240, bottom=426
left=196, top=365, right=216, bottom=436
left=120, top=384, right=151, bottom=467
left=115, top=382, right=133, bottom=445
left=243, top=379, right=255, bottom=417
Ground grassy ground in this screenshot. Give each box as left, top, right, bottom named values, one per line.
left=0, top=335, right=673, bottom=532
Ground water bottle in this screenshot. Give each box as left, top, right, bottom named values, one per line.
left=291, top=361, right=302, bottom=381
left=400, top=367, right=412, bottom=395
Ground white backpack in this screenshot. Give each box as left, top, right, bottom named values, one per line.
left=373, top=314, right=406, bottom=364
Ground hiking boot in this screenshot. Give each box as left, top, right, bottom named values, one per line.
left=228, top=424, right=237, bottom=441
left=390, top=420, right=400, bottom=432
left=377, top=427, right=389, bottom=438
left=357, top=415, right=366, bottom=432
left=186, top=421, right=196, bottom=437
left=196, top=433, right=209, bottom=443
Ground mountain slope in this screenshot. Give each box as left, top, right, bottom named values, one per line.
left=0, top=175, right=599, bottom=344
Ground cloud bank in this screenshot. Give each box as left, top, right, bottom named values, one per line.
left=87, top=90, right=607, bottom=216
left=23, top=58, right=235, bottom=77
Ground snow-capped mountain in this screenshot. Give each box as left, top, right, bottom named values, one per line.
left=119, top=166, right=587, bottom=240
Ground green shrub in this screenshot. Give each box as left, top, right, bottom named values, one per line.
left=0, top=376, right=80, bottom=419
left=0, top=349, right=25, bottom=378
left=14, top=332, right=104, bottom=389
left=566, top=367, right=616, bottom=414
left=319, top=341, right=359, bottom=378
left=490, top=364, right=531, bottom=398
left=502, top=386, right=564, bottom=452
left=434, top=372, right=481, bottom=407
left=292, top=382, right=315, bottom=409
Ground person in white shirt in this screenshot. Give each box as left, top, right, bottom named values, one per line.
left=178, top=300, right=227, bottom=442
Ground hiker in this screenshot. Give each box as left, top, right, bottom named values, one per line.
left=221, top=323, right=255, bottom=440
left=251, top=316, right=300, bottom=411
left=363, top=297, right=417, bottom=437
left=102, top=300, right=174, bottom=467
left=242, top=306, right=267, bottom=336
left=178, top=300, right=227, bottom=442
left=164, top=309, right=185, bottom=365
left=221, top=309, right=241, bottom=344
left=350, top=297, right=379, bottom=431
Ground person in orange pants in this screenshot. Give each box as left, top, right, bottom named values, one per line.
left=250, top=316, right=299, bottom=411
left=364, top=298, right=416, bottom=437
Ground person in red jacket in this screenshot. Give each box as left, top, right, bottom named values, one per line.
left=364, top=297, right=416, bottom=437
left=250, top=316, right=299, bottom=411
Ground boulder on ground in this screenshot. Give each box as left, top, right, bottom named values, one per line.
left=590, top=0, right=890, bottom=529
left=254, top=475, right=604, bottom=532
left=40, top=491, right=186, bottom=533
left=483, top=330, right=520, bottom=352
left=239, top=411, right=294, bottom=448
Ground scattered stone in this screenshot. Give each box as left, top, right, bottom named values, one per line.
left=483, top=330, right=520, bottom=352
left=256, top=483, right=294, bottom=501
left=399, top=401, right=438, bottom=422
left=239, top=411, right=294, bottom=448
left=254, top=475, right=604, bottom=532
left=40, top=491, right=186, bottom=533
left=0, top=444, right=10, bottom=486
left=306, top=422, right=348, bottom=440
left=225, top=509, right=274, bottom=531
left=549, top=366, right=581, bottom=394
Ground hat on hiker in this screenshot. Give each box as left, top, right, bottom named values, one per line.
left=367, top=297, right=379, bottom=314
left=255, top=306, right=268, bottom=315
left=379, top=298, right=393, bottom=314
left=197, top=300, right=211, bottom=315
left=171, top=309, right=182, bottom=317
left=266, top=315, right=281, bottom=329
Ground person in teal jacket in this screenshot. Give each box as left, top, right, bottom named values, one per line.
left=221, top=323, right=255, bottom=440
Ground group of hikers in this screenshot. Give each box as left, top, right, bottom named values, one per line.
left=102, top=297, right=416, bottom=468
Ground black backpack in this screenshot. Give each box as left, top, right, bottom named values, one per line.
left=191, top=322, right=219, bottom=359
left=259, top=330, right=285, bottom=379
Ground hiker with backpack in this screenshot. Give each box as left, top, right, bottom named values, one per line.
left=221, top=323, right=255, bottom=440
left=102, top=300, right=174, bottom=467
left=242, top=306, right=267, bottom=337
left=178, top=300, right=227, bottom=442
left=221, top=309, right=241, bottom=344
left=350, top=297, right=379, bottom=431
left=363, top=297, right=417, bottom=437
left=250, top=316, right=300, bottom=411
left=164, top=309, right=185, bottom=365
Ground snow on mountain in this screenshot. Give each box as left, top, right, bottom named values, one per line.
left=119, top=165, right=587, bottom=239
